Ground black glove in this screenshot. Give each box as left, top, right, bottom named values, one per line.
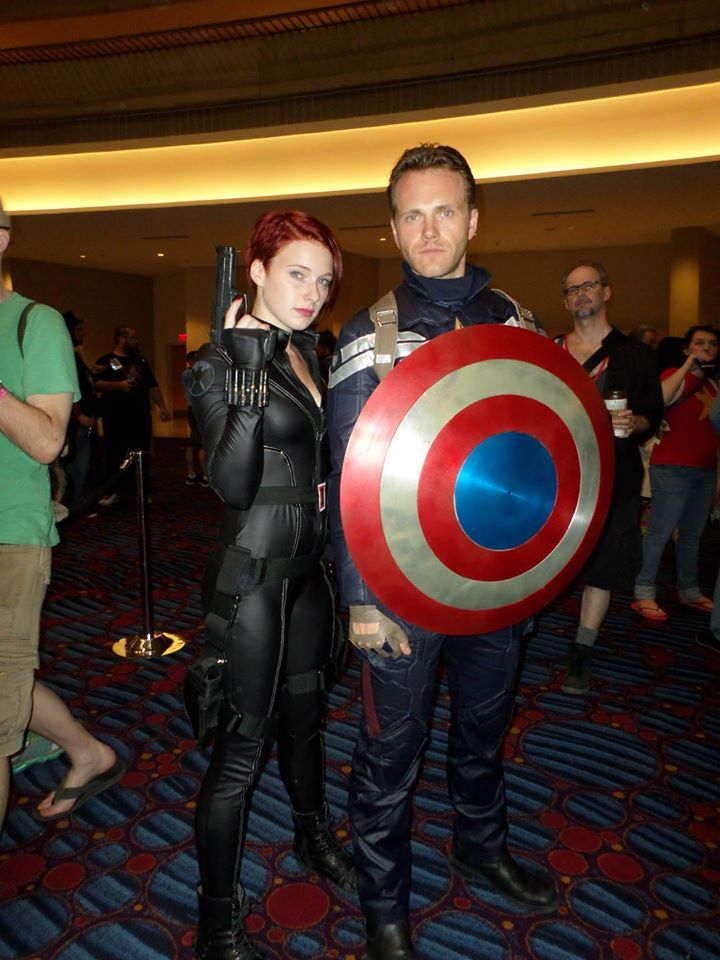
left=221, top=328, right=278, bottom=408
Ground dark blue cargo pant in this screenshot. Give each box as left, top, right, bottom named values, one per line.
left=349, top=621, right=523, bottom=925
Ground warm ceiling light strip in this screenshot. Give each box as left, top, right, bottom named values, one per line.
left=1, top=83, right=719, bottom=215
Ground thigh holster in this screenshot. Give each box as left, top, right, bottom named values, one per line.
left=225, top=708, right=280, bottom=740
left=205, top=544, right=321, bottom=647
left=202, top=544, right=323, bottom=739
left=284, top=665, right=329, bottom=698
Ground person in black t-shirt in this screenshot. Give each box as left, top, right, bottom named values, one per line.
left=95, top=326, right=170, bottom=504
left=556, top=262, right=663, bottom=694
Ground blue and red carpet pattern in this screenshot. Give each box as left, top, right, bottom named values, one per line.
left=1, top=441, right=719, bottom=959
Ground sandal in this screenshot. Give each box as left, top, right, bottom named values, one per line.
left=631, top=600, right=669, bottom=622
left=32, top=758, right=126, bottom=823
left=680, top=596, right=713, bottom=613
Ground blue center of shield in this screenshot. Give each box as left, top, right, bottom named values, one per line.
left=454, top=432, right=557, bottom=550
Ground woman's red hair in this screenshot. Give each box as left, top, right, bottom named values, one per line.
left=244, top=210, right=343, bottom=317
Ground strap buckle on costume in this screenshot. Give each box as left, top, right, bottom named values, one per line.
left=216, top=544, right=266, bottom=592
left=210, top=545, right=322, bottom=620
left=375, top=308, right=397, bottom=326
left=369, top=291, right=399, bottom=378
left=225, top=708, right=279, bottom=740
left=317, top=482, right=326, bottom=512
left=284, top=667, right=327, bottom=697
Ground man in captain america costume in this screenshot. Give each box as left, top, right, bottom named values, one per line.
left=327, top=144, right=558, bottom=960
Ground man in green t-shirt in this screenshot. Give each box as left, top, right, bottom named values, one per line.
left=0, top=200, right=124, bottom=829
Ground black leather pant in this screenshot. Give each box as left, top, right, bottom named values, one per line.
left=195, top=564, right=336, bottom=899
left=350, top=621, right=522, bottom=925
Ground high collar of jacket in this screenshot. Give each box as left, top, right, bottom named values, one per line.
left=402, top=261, right=492, bottom=307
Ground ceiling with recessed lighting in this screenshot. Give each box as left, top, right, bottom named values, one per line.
left=1, top=0, right=719, bottom=275
left=5, top=161, right=719, bottom=274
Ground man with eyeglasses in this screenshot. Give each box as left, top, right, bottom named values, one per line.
left=555, top=261, right=663, bottom=693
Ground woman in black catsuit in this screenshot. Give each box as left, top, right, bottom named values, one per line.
left=190, top=211, right=354, bottom=960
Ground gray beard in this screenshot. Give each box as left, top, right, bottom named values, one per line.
left=574, top=305, right=597, bottom=320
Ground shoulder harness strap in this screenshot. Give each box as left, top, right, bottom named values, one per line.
left=581, top=328, right=626, bottom=376
left=491, top=288, right=538, bottom=330
left=17, top=301, right=37, bottom=357
left=369, top=290, right=399, bottom=381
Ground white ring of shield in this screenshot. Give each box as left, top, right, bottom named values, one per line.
left=378, top=359, right=600, bottom=610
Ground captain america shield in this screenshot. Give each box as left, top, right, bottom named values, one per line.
left=340, top=324, right=615, bottom=633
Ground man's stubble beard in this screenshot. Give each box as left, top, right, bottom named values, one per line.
left=573, top=305, right=597, bottom=321
left=414, top=251, right=465, bottom=281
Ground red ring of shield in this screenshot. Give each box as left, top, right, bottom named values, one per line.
left=417, top=394, right=581, bottom=581
left=340, top=325, right=614, bottom=633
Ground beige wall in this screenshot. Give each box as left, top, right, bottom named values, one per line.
left=8, top=236, right=706, bottom=410
left=477, top=245, right=672, bottom=339
left=337, top=244, right=672, bottom=340
left=325, top=250, right=381, bottom=335
left=698, top=230, right=720, bottom=329
left=670, top=227, right=720, bottom=334
left=377, top=258, right=404, bottom=301
left=185, top=266, right=215, bottom=351
left=152, top=271, right=188, bottom=419
left=151, top=266, right=216, bottom=419
left=6, top=257, right=154, bottom=365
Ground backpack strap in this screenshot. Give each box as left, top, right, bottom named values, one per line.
left=17, top=302, right=36, bottom=357
left=369, top=290, right=399, bottom=381
left=581, top=327, right=626, bottom=375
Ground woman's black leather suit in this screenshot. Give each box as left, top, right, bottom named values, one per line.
left=190, top=325, right=338, bottom=899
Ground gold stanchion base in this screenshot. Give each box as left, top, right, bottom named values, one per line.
left=112, top=632, right=185, bottom=658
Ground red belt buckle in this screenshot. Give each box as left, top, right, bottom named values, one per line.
left=318, top=482, right=326, bottom=512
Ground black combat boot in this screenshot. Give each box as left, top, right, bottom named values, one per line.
left=293, top=808, right=357, bottom=891
left=562, top=643, right=592, bottom=695
left=195, top=885, right=265, bottom=960
left=366, top=918, right=418, bottom=960
left=449, top=847, right=558, bottom=913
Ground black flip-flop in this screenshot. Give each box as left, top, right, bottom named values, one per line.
left=31, top=757, right=126, bottom=823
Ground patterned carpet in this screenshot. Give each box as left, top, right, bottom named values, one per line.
left=1, top=439, right=719, bottom=960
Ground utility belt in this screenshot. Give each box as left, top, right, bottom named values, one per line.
left=209, top=542, right=322, bottom=622
left=252, top=481, right=326, bottom=510
left=186, top=542, right=328, bottom=743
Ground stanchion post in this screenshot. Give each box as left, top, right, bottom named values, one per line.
left=112, top=451, right=185, bottom=659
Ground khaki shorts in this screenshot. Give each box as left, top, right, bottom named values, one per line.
left=0, top=545, right=51, bottom=757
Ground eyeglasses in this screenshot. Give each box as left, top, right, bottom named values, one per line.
left=563, top=279, right=604, bottom=298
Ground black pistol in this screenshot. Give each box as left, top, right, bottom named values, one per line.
left=211, top=244, right=248, bottom=344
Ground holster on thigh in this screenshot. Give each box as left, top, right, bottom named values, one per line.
left=200, top=544, right=322, bottom=741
